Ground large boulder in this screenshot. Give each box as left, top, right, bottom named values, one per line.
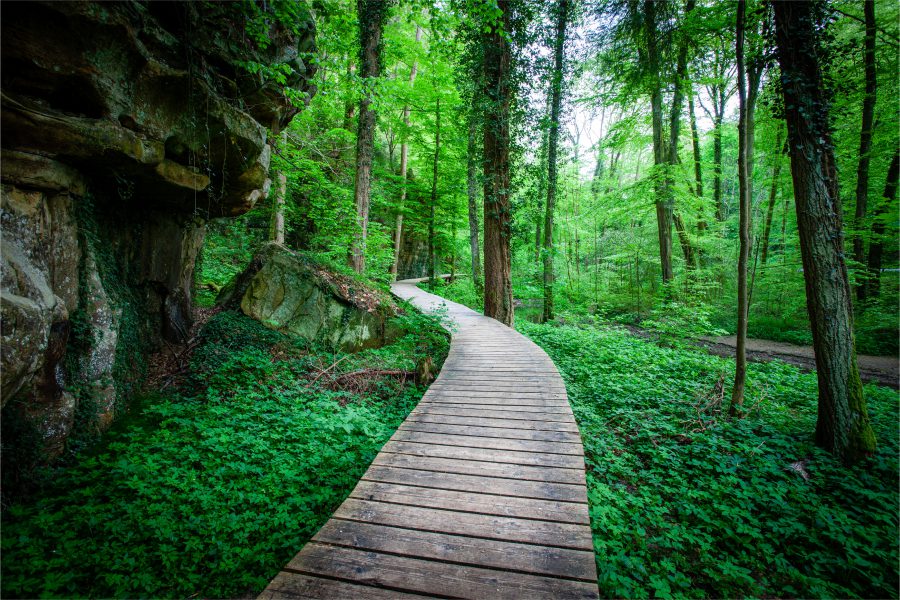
left=0, top=1, right=317, bottom=465
left=218, top=244, right=401, bottom=352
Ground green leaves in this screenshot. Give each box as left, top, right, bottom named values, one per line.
left=520, top=320, right=899, bottom=599
left=1, top=310, right=446, bottom=599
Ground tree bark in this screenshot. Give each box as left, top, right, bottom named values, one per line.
left=731, top=0, right=751, bottom=415
left=482, top=0, right=514, bottom=326
left=542, top=0, right=569, bottom=322
left=689, top=92, right=706, bottom=235
left=428, top=97, right=440, bottom=286
left=853, top=0, right=877, bottom=301
left=645, top=0, right=674, bottom=283
left=270, top=171, right=287, bottom=244
left=760, top=133, right=786, bottom=266
left=467, top=117, right=483, bottom=296
left=866, top=150, right=899, bottom=298
left=351, top=0, right=388, bottom=273
left=774, top=0, right=875, bottom=464
left=390, top=25, right=421, bottom=279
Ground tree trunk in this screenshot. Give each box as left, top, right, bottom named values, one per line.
left=535, top=95, right=551, bottom=264
left=428, top=98, right=440, bottom=286
left=350, top=0, right=388, bottom=273
left=731, top=0, right=751, bottom=415
left=713, top=113, right=724, bottom=221
left=773, top=0, right=875, bottom=464
left=270, top=171, right=287, bottom=244
left=390, top=25, right=421, bottom=278
left=760, top=132, right=786, bottom=266
left=482, top=0, right=514, bottom=326
left=866, top=150, right=899, bottom=298
left=467, top=116, right=483, bottom=297
left=689, top=92, right=706, bottom=234
left=645, top=0, right=674, bottom=283
left=542, top=0, right=569, bottom=322
left=853, top=0, right=877, bottom=302
left=343, top=61, right=356, bottom=131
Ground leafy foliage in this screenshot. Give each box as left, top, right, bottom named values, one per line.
left=1, top=309, right=448, bottom=599
left=520, top=320, right=899, bottom=599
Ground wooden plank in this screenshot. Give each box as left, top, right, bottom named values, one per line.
left=332, top=498, right=593, bottom=550
left=373, top=452, right=585, bottom=485
left=382, top=440, right=586, bottom=469
left=287, top=543, right=599, bottom=599
left=405, top=413, right=580, bottom=432
left=314, top=519, right=596, bottom=580
left=421, top=402, right=572, bottom=413
left=350, top=480, right=590, bottom=524
left=412, top=406, right=576, bottom=423
left=392, top=430, right=583, bottom=455
left=261, top=571, right=430, bottom=599
left=363, top=466, right=588, bottom=503
left=399, top=421, right=581, bottom=442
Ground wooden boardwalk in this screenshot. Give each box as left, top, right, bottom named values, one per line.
left=259, top=281, right=599, bottom=599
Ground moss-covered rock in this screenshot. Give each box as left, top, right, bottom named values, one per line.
left=218, top=244, right=401, bottom=351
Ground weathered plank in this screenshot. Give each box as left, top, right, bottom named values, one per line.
left=259, top=281, right=598, bottom=599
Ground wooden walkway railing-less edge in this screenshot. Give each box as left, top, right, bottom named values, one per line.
left=259, top=281, right=599, bottom=599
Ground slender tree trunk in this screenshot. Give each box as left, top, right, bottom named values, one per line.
left=343, top=61, right=357, bottom=131
left=731, top=0, right=751, bottom=415
left=482, top=0, right=514, bottom=326
left=390, top=25, right=421, bottom=279
left=542, top=0, right=569, bottom=322
left=713, top=113, right=725, bottom=221
left=428, top=98, right=440, bottom=286
left=351, top=0, right=388, bottom=273
left=689, top=95, right=704, bottom=201
left=866, top=150, right=899, bottom=298
left=535, top=95, right=551, bottom=264
left=467, top=117, right=483, bottom=296
left=270, top=172, right=287, bottom=244
left=853, top=0, right=877, bottom=301
left=645, top=0, right=674, bottom=284
left=774, top=0, right=875, bottom=464
left=760, top=132, right=786, bottom=266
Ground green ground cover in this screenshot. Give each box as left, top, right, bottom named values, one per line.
left=1, top=308, right=448, bottom=599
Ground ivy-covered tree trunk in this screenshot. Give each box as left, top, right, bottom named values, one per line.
left=853, top=0, right=877, bottom=301
left=482, top=0, right=514, bottom=326
left=773, top=0, right=875, bottom=464
left=731, top=0, right=751, bottom=415
left=350, top=0, right=388, bottom=274
left=542, top=0, right=569, bottom=322
left=467, top=117, right=483, bottom=297
left=866, top=150, right=899, bottom=298
left=390, top=25, right=421, bottom=279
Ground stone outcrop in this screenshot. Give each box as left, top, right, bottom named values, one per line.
left=0, top=1, right=316, bottom=462
left=218, top=244, right=401, bottom=352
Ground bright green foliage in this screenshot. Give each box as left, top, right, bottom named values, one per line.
left=520, top=321, right=899, bottom=599
left=1, top=309, right=449, bottom=599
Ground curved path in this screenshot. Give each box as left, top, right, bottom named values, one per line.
left=260, top=281, right=598, bottom=599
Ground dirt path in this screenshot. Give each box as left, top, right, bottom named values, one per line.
left=699, top=335, right=899, bottom=389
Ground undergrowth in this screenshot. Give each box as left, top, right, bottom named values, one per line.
left=1, top=308, right=448, bottom=599
left=520, top=321, right=899, bottom=599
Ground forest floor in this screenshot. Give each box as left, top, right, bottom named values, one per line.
left=699, top=335, right=899, bottom=389
left=621, top=325, right=898, bottom=388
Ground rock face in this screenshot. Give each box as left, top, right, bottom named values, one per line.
left=219, top=244, right=401, bottom=352
left=397, top=234, right=430, bottom=280
left=0, top=1, right=316, bottom=464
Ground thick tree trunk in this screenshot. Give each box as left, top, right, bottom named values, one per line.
left=351, top=0, right=388, bottom=273
left=482, top=0, right=514, bottom=326
left=731, top=0, right=751, bottom=415
left=467, top=117, right=483, bottom=296
left=853, top=0, right=877, bottom=301
left=542, top=0, right=569, bottom=322
left=774, top=0, right=875, bottom=464
left=645, top=0, right=674, bottom=283
left=428, top=98, right=440, bottom=286
left=866, top=150, right=899, bottom=298
left=390, top=25, right=421, bottom=279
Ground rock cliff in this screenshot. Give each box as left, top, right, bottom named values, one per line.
left=0, top=1, right=316, bottom=463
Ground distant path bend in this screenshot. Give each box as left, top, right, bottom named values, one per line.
left=260, top=280, right=599, bottom=599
